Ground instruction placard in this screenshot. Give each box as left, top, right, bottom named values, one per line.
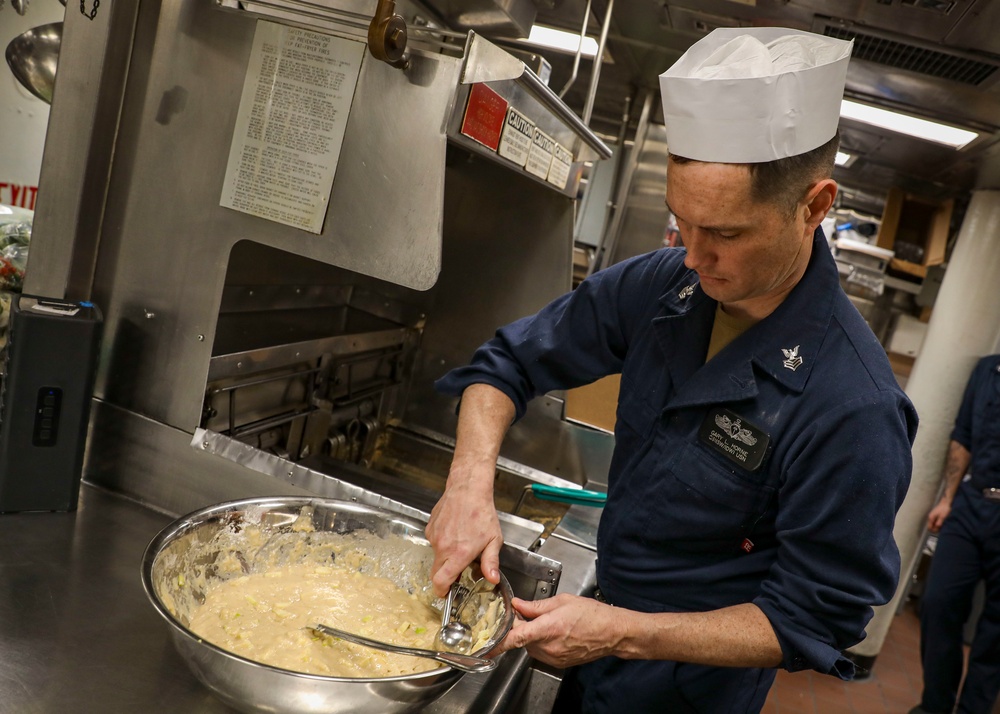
left=220, top=21, right=365, bottom=234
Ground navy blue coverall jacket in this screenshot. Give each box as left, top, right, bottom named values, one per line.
left=953, top=355, right=1000, bottom=489
left=437, top=229, right=918, bottom=711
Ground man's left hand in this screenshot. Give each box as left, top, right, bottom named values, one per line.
left=492, top=594, right=627, bottom=668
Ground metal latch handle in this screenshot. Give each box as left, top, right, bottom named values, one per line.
left=368, top=0, right=409, bottom=70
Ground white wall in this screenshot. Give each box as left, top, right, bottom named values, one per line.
left=1, top=0, right=65, bottom=210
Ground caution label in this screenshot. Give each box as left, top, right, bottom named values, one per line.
left=547, top=142, right=573, bottom=189
left=498, top=107, right=534, bottom=167
left=526, top=128, right=555, bottom=179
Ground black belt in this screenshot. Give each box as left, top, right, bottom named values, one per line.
left=983, top=487, right=1000, bottom=503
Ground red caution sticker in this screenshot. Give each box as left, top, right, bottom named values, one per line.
left=460, top=83, right=508, bottom=152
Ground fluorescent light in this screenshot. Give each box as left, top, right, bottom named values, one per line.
left=835, top=151, right=851, bottom=166
left=840, top=99, right=978, bottom=149
left=522, top=25, right=600, bottom=58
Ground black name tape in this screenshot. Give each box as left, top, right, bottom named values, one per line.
left=698, top=407, right=770, bottom=472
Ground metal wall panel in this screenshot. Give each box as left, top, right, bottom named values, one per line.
left=24, top=0, right=141, bottom=301
left=606, top=123, right=670, bottom=266
left=401, top=149, right=615, bottom=487
left=52, top=0, right=461, bottom=432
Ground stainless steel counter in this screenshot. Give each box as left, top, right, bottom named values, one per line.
left=0, top=484, right=234, bottom=713
left=0, top=482, right=594, bottom=714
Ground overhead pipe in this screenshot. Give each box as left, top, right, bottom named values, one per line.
left=582, top=0, right=614, bottom=127
left=558, top=0, right=592, bottom=100
left=589, top=88, right=652, bottom=275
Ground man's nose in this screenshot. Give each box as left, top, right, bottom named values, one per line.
left=682, top=230, right=711, bottom=270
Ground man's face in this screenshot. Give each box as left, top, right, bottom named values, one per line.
left=665, top=159, right=816, bottom=318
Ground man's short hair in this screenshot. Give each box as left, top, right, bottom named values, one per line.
left=670, top=131, right=840, bottom=215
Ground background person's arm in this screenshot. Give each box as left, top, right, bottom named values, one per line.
left=928, top=359, right=982, bottom=533
left=926, top=440, right=971, bottom=533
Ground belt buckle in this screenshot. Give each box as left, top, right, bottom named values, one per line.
left=983, top=487, right=1000, bottom=503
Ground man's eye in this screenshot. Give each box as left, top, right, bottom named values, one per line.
left=717, top=232, right=739, bottom=239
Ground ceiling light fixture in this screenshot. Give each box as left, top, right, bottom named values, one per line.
left=835, top=151, right=851, bottom=166
left=522, top=24, right=600, bottom=58
left=840, top=99, right=978, bottom=149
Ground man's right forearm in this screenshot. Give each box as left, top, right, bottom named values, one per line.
left=425, top=383, right=516, bottom=594
left=447, top=383, right=516, bottom=486
left=939, top=439, right=971, bottom=504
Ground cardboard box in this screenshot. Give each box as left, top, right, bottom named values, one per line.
left=564, top=374, right=620, bottom=433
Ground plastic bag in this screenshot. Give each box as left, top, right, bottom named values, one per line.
left=0, top=244, right=28, bottom=292
left=0, top=290, right=11, bottom=354
left=0, top=208, right=32, bottom=356
left=0, top=213, right=31, bottom=292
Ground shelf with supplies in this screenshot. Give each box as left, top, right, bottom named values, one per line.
left=876, top=187, right=953, bottom=281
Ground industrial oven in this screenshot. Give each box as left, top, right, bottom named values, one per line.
left=23, top=0, right=614, bottom=710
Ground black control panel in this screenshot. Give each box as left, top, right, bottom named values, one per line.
left=0, top=296, right=103, bottom=512
left=33, top=387, right=63, bottom=447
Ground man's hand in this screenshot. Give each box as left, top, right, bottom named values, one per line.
left=426, top=472, right=503, bottom=597
left=425, top=384, right=516, bottom=597
left=493, top=598, right=782, bottom=669
left=927, top=499, right=951, bottom=533
left=492, top=595, right=626, bottom=668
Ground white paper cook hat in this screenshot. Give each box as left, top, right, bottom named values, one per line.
left=659, top=27, right=853, bottom=163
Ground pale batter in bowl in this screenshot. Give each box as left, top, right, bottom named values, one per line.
left=188, top=561, right=443, bottom=676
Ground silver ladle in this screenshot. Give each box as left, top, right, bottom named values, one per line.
left=310, top=624, right=496, bottom=674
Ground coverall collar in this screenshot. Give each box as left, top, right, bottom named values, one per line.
left=652, top=227, right=837, bottom=410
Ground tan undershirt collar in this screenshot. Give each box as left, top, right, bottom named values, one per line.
left=706, top=303, right=758, bottom=362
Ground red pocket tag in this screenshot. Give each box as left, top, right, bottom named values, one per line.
left=740, top=538, right=754, bottom=553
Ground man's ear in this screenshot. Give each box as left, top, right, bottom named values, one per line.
left=802, top=179, right=838, bottom=231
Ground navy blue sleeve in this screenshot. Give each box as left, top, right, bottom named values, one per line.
left=434, top=251, right=668, bottom=420
left=950, top=358, right=986, bottom=449
left=754, top=390, right=915, bottom=678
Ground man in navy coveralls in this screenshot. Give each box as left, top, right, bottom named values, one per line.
left=427, top=27, right=918, bottom=713
left=911, top=355, right=1000, bottom=714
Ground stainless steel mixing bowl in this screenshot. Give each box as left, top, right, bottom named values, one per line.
left=141, top=496, right=515, bottom=714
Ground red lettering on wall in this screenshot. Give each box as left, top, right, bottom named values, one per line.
left=0, top=181, right=39, bottom=210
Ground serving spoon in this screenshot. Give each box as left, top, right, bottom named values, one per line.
left=310, top=624, right=496, bottom=674
left=435, top=582, right=473, bottom=653
left=436, top=577, right=499, bottom=653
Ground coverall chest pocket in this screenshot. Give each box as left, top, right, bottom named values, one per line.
left=609, top=380, right=659, bottom=483
left=638, top=440, right=775, bottom=552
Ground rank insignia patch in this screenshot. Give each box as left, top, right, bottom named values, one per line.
left=781, top=345, right=803, bottom=371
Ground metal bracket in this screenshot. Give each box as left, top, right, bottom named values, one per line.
left=367, top=0, right=409, bottom=69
